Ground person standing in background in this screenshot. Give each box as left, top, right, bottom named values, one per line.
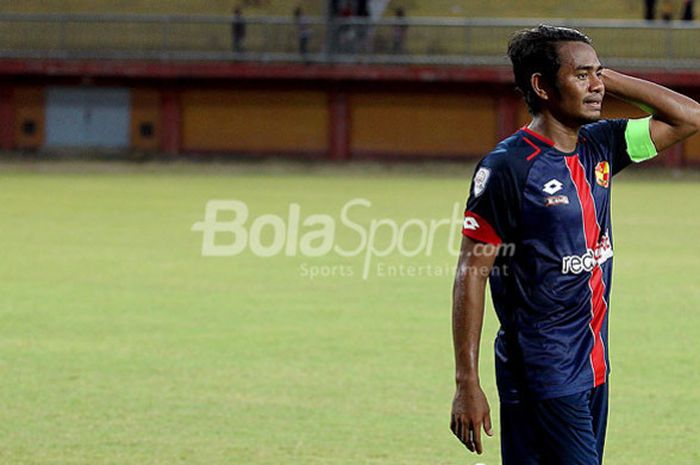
left=338, top=2, right=355, bottom=52
left=232, top=7, right=246, bottom=53
left=682, top=0, right=695, bottom=20
left=660, top=0, right=674, bottom=20
left=294, top=7, right=311, bottom=56
left=392, top=7, right=408, bottom=54
left=645, top=0, right=658, bottom=19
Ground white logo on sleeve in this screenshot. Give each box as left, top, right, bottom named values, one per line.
left=473, top=167, right=491, bottom=197
left=463, top=216, right=479, bottom=230
left=543, top=179, right=564, bottom=195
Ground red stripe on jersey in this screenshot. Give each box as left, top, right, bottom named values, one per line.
left=523, top=136, right=542, bottom=161
left=522, top=126, right=555, bottom=147
left=462, top=210, right=502, bottom=245
left=565, top=155, right=609, bottom=387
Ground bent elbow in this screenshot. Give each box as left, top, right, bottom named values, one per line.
left=674, top=102, right=700, bottom=141
left=691, top=103, right=700, bottom=134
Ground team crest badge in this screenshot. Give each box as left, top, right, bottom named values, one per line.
left=595, top=162, right=610, bottom=188
left=473, top=167, right=491, bottom=197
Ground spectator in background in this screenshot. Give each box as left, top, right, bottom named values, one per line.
left=294, top=7, right=311, bottom=56
left=232, top=7, right=246, bottom=53
left=357, top=0, right=369, bottom=17
left=338, top=2, right=355, bottom=52
left=392, top=7, right=408, bottom=54
left=660, top=0, right=674, bottom=20
left=682, top=0, right=695, bottom=20
left=645, top=0, right=657, bottom=20
left=356, top=0, right=370, bottom=53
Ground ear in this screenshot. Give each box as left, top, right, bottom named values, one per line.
left=530, top=73, right=549, bottom=102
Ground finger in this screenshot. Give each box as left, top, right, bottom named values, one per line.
left=484, top=413, right=494, bottom=437
left=473, top=423, right=483, bottom=454
left=459, top=421, right=472, bottom=451
left=464, top=423, right=475, bottom=452
left=455, top=417, right=466, bottom=445
left=450, top=415, right=456, bottom=434
left=455, top=418, right=470, bottom=450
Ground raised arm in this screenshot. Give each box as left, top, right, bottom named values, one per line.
left=602, top=69, right=700, bottom=152
left=450, top=236, right=498, bottom=455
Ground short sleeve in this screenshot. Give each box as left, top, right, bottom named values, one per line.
left=583, top=118, right=660, bottom=175
left=462, top=159, right=522, bottom=245
left=582, top=118, right=632, bottom=176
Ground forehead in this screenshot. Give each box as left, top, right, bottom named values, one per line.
left=556, top=41, right=600, bottom=70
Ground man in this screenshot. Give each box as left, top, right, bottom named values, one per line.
left=682, top=0, right=695, bottom=21
left=645, top=0, right=657, bottom=20
left=450, top=25, right=700, bottom=464
left=232, top=7, right=246, bottom=54
left=294, top=7, right=311, bottom=56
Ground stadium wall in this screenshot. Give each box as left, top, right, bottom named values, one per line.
left=1, top=59, right=699, bottom=165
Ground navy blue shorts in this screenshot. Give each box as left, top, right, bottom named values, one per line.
left=500, top=384, right=608, bottom=465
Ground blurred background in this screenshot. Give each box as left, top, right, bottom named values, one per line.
left=0, top=0, right=699, bottom=164
left=1, top=2, right=699, bottom=465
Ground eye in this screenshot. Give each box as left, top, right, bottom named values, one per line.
left=577, top=73, right=587, bottom=80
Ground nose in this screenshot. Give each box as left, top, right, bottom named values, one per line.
left=590, top=73, right=604, bottom=93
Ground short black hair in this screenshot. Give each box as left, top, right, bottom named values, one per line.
left=507, top=25, right=592, bottom=115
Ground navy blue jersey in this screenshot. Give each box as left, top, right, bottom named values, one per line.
left=462, top=119, right=634, bottom=401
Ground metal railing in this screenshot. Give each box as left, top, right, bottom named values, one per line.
left=0, top=13, right=699, bottom=68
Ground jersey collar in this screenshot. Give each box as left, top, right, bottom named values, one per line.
left=519, top=126, right=579, bottom=156
left=521, top=126, right=555, bottom=147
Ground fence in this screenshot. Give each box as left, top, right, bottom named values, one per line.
left=0, top=13, right=699, bottom=68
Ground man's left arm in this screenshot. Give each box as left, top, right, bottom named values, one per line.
left=602, top=69, right=700, bottom=152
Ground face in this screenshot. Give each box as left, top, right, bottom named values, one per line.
left=549, top=41, right=605, bottom=125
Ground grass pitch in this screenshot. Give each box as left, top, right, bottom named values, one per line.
left=0, top=161, right=698, bottom=465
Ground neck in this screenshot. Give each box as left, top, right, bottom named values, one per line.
left=527, top=113, right=581, bottom=153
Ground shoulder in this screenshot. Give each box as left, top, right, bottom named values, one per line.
left=470, top=132, right=537, bottom=198
left=580, top=118, right=628, bottom=143
left=477, top=131, right=539, bottom=179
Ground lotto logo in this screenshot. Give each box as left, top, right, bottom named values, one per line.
left=543, top=179, right=564, bottom=195
left=463, top=216, right=479, bottom=230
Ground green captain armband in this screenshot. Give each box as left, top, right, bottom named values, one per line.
left=624, top=116, right=658, bottom=163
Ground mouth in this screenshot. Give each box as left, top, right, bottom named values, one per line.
left=584, top=99, right=602, bottom=110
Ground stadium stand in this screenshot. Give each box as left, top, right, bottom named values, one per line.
left=1, top=0, right=699, bottom=163
left=0, top=0, right=650, bottom=19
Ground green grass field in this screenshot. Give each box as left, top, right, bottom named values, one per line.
left=1, top=161, right=699, bottom=465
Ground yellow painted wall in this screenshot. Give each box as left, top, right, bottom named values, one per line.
left=350, top=92, right=497, bottom=156
left=14, top=87, right=44, bottom=149
left=130, top=89, right=161, bottom=151
left=182, top=89, right=327, bottom=153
